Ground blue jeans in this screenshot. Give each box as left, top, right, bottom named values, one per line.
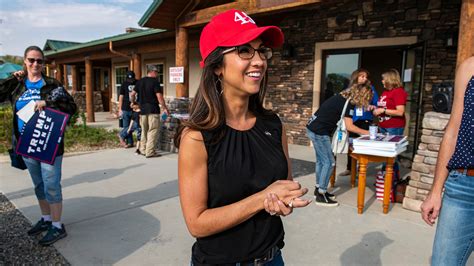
left=120, top=120, right=141, bottom=141
left=432, top=170, right=474, bottom=265
left=121, top=110, right=133, bottom=145
left=379, top=127, right=404, bottom=135
left=23, top=156, right=63, bottom=203
left=306, top=129, right=334, bottom=193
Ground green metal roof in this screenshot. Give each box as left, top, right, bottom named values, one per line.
left=138, top=0, right=163, bottom=27
left=43, top=40, right=82, bottom=52
left=44, top=28, right=166, bottom=57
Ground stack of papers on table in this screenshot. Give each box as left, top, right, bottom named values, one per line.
left=352, top=134, right=408, bottom=157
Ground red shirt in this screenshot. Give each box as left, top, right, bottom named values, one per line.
left=376, top=87, right=408, bottom=128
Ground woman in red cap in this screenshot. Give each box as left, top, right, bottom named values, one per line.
left=174, top=9, right=311, bottom=265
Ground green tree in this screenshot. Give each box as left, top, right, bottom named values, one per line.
left=1, top=55, right=23, bottom=65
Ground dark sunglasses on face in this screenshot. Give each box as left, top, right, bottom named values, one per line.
left=222, top=45, right=273, bottom=60
left=26, top=58, right=44, bottom=64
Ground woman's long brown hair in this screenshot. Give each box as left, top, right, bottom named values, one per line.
left=340, top=83, right=373, bottom=108
left=173, top=47, right=272, bottom=148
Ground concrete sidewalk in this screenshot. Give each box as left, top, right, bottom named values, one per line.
left=1, top=145, right=439, bottom=265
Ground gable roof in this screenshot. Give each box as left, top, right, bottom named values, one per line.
left=44, top=28, right=166, bottom=56
left=43, top=40, right=82, bottom=52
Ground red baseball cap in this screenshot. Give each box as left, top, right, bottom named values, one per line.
left=199, top=9, right=284, bottom=68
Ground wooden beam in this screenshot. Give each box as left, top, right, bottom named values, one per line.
left=180, top=0, right=321, bottom=28
left=85, top=57, right=95, bottom=122
left=56, top=64, right=63, bottom=84
left=71, top=65, right=77, bottom=94
left=133, top=53, right=142, bottom=78
left=457, top=0, right=474, bottom=67
left=63, top=65, right=68, bottom=89
left=176, top=26, right=189, bottom=97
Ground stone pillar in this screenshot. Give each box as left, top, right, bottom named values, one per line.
left=71, top=65, right=77, bottom=94
left=457, top=0, right=474, bottom=67
left=133, top=53, right=141, bottom=78
left=176, top=26, right=189, bottom=97
left=402, top=112, right=450, bottom=212
left=85, top=57, right=95, bottom=122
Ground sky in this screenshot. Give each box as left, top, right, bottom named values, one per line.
left=0, top=0, right=153, bottom=56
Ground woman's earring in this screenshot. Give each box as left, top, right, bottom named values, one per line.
left=215, top=76, right=223, bottom=96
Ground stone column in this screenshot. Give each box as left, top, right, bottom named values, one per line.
left=85, top=57, right=95, bottom=122
left=402, top=112, right=450, bottom=212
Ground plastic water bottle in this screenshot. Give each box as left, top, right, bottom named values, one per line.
left=369, top=124, right=378, bottom=140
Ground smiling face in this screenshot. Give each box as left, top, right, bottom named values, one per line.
left=216, top=38, right=268, bottom=97
left=24, top=50, right=44, bottom=77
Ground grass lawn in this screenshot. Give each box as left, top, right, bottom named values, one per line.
left=0, top=105, right=120, bottom=154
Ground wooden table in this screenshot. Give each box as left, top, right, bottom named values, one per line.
left=330, top=149, right=396, bottom=214
left=353, top=152, right=395, bottom=214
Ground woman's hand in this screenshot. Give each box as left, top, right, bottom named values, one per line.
left=262, top=180, right=310, bottom=207
left=264, top=192, right=311, bottom=216
left=13, top=70, right=25, bottom=81
left=373, top=108, right=384, bottom=116
left=366, top=105, right=376, bottom=111
left=420, top=192, right=443, bottom=226
left=34, top=100, right=47, bottom=111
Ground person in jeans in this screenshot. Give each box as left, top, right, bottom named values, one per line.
left=117, top=71, right=136, bottom=147
left=174, top=9, right=311, bottom=265
left=131, top=66, right=169, bottom=158
left=421, top=56, right=474, bottom=265
left=118, top=103, right=141, bottom=150
left=0, top=46, right=77, bottom=246
left=373, top=69, right=407, bottom=135
left=339, top=68, right=379, bottom=177
left=306, top=84, right=373, bottom=206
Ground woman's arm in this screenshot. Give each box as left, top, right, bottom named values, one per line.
left=373, top=105, right=405, bottom=117
left=0, top=75, right=21, bottom=103
left=385, top=105, right=405, bottom=117
left=421, top=57, right=474, bottom=226
left=178, top=128, right=307, bottom=238
left=344, top=117, right=369, bottom=135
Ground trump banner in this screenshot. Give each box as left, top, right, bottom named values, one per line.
left=16, top=108, right=69, bottom=165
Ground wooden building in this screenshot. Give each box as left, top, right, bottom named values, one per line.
left=45, top=0, right=472, bottom=153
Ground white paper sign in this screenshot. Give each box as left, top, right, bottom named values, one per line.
left=169, top=67, right=184, bottom=84
left=16, top=100, right=36, bottom=124
left=403, top=69, right=412, bottom=82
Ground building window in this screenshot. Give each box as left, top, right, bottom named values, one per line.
left=115, top=66, right=129, bottom=100
left=145, top=63, right=165, bottom=93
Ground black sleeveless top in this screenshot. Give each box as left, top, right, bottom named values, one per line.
left=192, top=113, right=288, bottom=264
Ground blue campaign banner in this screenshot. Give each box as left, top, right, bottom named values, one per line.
left=16, top=108, right=69, bottom=165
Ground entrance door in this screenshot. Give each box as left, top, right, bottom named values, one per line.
left=401, top=42, right=425, bottom=159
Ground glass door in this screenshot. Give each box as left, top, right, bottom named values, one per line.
left=401, top=42, right=426, bottom=159
left=321, top=50, right=360, bottom=104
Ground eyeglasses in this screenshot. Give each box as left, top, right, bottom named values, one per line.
left=222, top=45, right=273, bottom=60
left=26, top=58, right=44, bottom=65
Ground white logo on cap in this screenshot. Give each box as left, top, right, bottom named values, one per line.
left=234, top=11, right=255, bottom=25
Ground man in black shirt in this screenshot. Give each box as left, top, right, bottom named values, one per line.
left=118, top=71, right=136, bottom=147
left=131, top=65, right=169, bottom=158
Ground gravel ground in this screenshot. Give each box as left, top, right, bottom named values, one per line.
left=0, top=193, right=69, bottom=265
